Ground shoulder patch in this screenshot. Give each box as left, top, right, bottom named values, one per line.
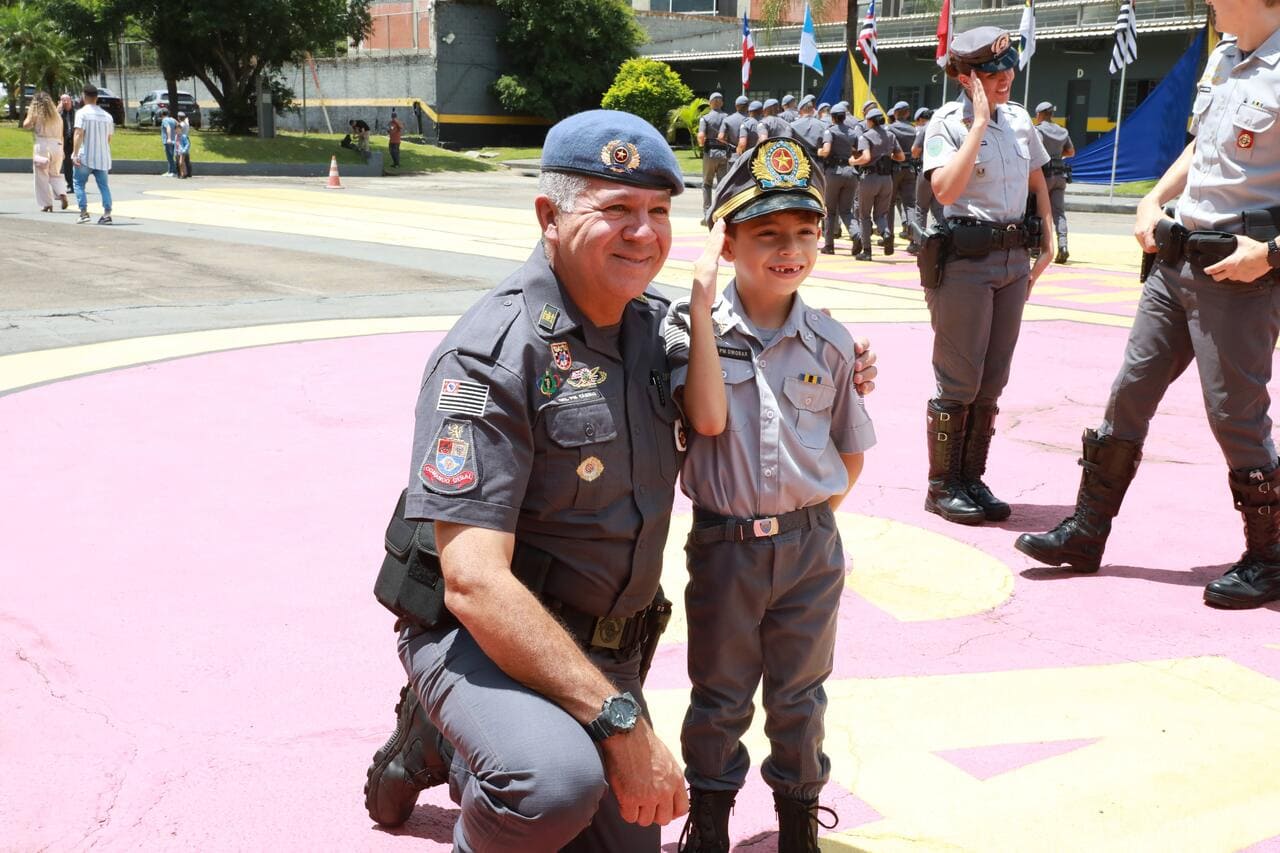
left=925, top=136, right=946, bottom=158
left=437, top=378, right=490, bottom=417
left=420, top=419, right=480, bottom=494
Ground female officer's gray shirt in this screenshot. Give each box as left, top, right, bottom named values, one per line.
left=1177, top=31, right=1280, bottom=233
left=921, top=93, right=1050, bottom=222
left=858, top=124, right=902, bottom=162
left=661, top=284, right=876, bottom=519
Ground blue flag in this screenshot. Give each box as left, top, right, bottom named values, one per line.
left=799, top=3, right=823, bottom=74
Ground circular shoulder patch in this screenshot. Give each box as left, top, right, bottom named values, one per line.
left=926, top=136, right=946, bottom=158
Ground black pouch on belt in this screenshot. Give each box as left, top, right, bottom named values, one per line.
left=374, top=489, right=448, bottom=628
left=637, top=588, right=673, bottom=684
left=916, top=223, right=948, bottom=289
left=950, top=224, right=995, bottom=258
left=1153, top=218, right=1188, bottom=267
left=1186, top=232, right=1237, bottom=269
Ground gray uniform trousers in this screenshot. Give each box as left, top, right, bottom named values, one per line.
left=1099, top=260, right=1280, bottom=471
left=1046, top=173, right=1068, bottom=251
left=924, top=248, right=1030, bottom=405
left=857, top=172, right=894, bottom=247
left=702, top=151, right=729, bottom=221
left=399, top=624, right=658, bottom=853
left=915, top=172, right=945, bottom=232
left=891, top=166, right=917, bottom=238
left=822, top=166, right=860, bottom=248
left=681, top=505, right=845, bottom=801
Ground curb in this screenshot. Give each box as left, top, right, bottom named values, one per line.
left=0, top=152, right=384, bottom=178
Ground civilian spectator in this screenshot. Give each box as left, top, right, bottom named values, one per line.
left=72, top=84, right=115, bottom=225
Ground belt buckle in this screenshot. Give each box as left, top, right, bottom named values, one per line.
left=752, top=517, right=779, bottom=537
left=1005, top=223, right=1019, bottom=231
left=590, top=616, right=626, bottom=650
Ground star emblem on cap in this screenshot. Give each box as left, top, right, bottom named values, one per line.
left=751, top=139, right=811, bottom=190
left=600, top=140, right=641, bottom=174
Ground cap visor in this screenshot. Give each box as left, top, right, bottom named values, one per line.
left=973, top=49, right=1019, bottom=73
left=728, top=192, right=825, bottom=224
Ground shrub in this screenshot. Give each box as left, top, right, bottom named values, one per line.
left=601, top=58, right=693, bottom=131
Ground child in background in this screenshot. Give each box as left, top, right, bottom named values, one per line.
left=175, top=115, right=191, bottom=179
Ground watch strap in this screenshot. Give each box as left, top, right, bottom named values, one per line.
left=585, top=716, right=614, bottom=743
left=1267, top=237, right=1280, bottom=269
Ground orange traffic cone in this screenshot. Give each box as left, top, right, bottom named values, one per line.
left=325, top=155, right=343, bottom=189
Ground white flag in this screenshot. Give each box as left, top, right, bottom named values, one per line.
left=1110, top=0, right=1138, bottom=74
left=799, top=2, right=824, bottom=74
left=1018, top=0, right=1036, bottom=69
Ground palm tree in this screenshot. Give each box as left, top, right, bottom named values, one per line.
left=0, top=4, right=86, bottom=118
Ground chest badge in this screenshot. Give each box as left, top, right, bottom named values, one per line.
left=976, top=166, right=987, bottom=177
left=674, top=418, right=688, bottom=452
left=550, top=341, right=573, bottom=371
left=538, top=369, right=563, bottom=397
left=538, top=303, right=560, bottom=333
left=568, top=366, right=608, bottom=389
left=577, top=456, right=605, bottom=482
left=1238, top=130, right=1255, bottom=150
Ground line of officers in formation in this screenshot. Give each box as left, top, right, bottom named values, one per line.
left=698, top=91, right=1074, bottom=264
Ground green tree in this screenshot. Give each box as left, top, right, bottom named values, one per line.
left=666, top=97, right=709, bottom=158
left=0, top=3, right=86, bottom=118
left=119, top=0, right=372, bottom=133
left=601, top=57, right=692, bottom=131
left=493, top=0, right=644, bottom=120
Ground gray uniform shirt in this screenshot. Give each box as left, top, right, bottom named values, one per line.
left=1035, top=121, right=1073, bottom=160
left=407, top=250, right=683, bottom=617
left=740, top=117, right=762, bottom=149
left=780, top=108, right=799, bottom=123
left=888, top=120, right=918, bottom=160
left=858, top=125, right=902, bottom=163
left=790, top=116, right=826, bottom=151
left=721, top=111, right=748, bottom=149
left=1177, top=31, right=1280, bottom=233
left=661, top=284, right=877, bottom=518
left=759, top=115, right=793, bottom=140
left=822, top=121, right=860, bottom=165
left=699, top=108, right=728, bottom=151
left=912, top=124, right=927, bottom=158
left=922, top=95, right=1050, bottom=222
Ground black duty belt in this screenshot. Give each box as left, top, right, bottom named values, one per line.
left=1152, top=218, right=1239, bottom=271
left=868, top=158, right=896, bottom=176
left=691, top=504, right=826, bottom=544
left=543, top=594, right=652, bottom=655
left=947, top=218, right=1031, bottom=251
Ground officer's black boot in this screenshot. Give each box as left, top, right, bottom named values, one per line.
left=1015, top=429, right=1142, bottom=572
left=849, top=232, right=864, bottom=257
left=1205, top=464, right=1280, bottom=609
left=774, top=794, right=838, bottom=853
left=1055, top=246, right=1069, bottom=264
left=925, top=400, right=986, bottom=525
left=677, top=788, right=736, bottom=853
left=881, top=230, right=894, bottom=256
left=364, top=682, right=453, bottom=826
left=961, top=403, right=1012, bottom=521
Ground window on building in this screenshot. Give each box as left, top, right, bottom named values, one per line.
left=1109, top=77, right=1158, bottom=119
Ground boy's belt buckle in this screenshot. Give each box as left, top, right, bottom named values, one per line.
left=753, top=517, right=779, bottom=537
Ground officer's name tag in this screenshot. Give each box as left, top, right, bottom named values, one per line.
left=717, top=344, right=751, bottom=361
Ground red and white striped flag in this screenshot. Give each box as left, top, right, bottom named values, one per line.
left=858, top=0, right=879, bottom=75
left=741, top=12, right=755, bottom=90
left=935, top=0, right=953, bottom=68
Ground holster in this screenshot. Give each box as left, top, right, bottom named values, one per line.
left=1241, top=207, right=1280, bottom=244
left=636, top=588, right=673, bottom=683
left=1024, top=192, right=1044, bottom=259
left=915, top=221, right=947, bottom=289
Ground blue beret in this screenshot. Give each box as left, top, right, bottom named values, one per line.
left=709, top=91, right=724, bottom=101
left=817, top=102, right=831, bottom=111
left=541, top=110, right=683, bottom=196
left=914, top=107, right=932, bottom=120
left=763, top=98, right=779, bottom=110
left=799, top=94, right=815, bottom=108
left=748, top=100, right=763, bottom=111
left=735, top=95, right=749, bottom=106
left=831, top=101, right=848, bottom=114
left=865, top=107, right=885, bottom=122
left=891, top=100, right=910, bottom=112
left=1035, top=101, right=1055, bottom=113
left=782, top=94, right=796, bottom=105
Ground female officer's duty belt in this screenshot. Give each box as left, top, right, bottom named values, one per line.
left=946, top=218, right=1031, bottom=253
left=691, top=504, right=826, bottom=544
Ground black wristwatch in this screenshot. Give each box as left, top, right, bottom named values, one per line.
left=1267, top=237, right=1280, bottom=269
left=585, top=692, right=641, bottom=743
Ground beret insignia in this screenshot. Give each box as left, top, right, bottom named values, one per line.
left=751, top=139, right=811, bottom=190
left=601, top=140, right=641, bottom=174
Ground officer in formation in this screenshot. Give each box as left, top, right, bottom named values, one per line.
left=911, top=107, right=944, bottom=244
left=817, top=102, right=832, bottom=125
left=719, top=95, right=750, bottom=163
left=1033, top=101, right=1075, bottom=264
left=698, top=92, right=730, bottom=227
left=887, top=100, right=919, bottom=246
left=736, top=100, right=764, bottom=155
left=920, top=26, right=1053, bottom=525
left=758, top=98, right=793, bottom=140
left=818, top=102, right=863, bottom=255
left=851, top=106, right=905, bottom=259
left=1017, top=0, right=1280, bottom=609
left=789, top=94, right=826, bottom=151
left=779, top=93, right=799, bottom=123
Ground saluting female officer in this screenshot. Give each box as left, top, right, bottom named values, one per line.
left=919, top=26, right=1054, bottom=525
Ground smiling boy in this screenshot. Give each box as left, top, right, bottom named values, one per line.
left=662, top=138, right=876, bottom=853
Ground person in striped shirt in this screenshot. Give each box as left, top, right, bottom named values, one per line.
left=72, top=84, right=114, bottom=224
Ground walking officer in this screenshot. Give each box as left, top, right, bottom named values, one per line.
left=851, top=106, right=905, bottom=259
left=818, top=102, right=862, bottom=255
left=699, top=92, right=731, bottom=226
left=719, top=95, right=750, bottom=164
left=1033, top=102, right=1075, bottom=263
left=736, top=100, right=764, bottom=156
left=758, top=98, right=793, bottom=140
left=779, top=93, right=799, bottom=123
left=887, top=100, right=919, bottom=244
left=790, top=95, right=825, bottom=152
left=912, top=107, right=945, bottom=244
left=1016, top=0, right=1280, bottom=610
left=919, top=26, right=1053, bottom=525
left=363, top=110, right=691, bottom=850
left=817, top=102, right=832, bottom=125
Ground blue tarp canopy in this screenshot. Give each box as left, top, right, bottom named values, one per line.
left=1072, top=27, right=1208, bottom=183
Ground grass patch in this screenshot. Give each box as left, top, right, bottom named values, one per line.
left=1110, top=179, right=1157, bottom=198
left=0, top=121, right=495, bottom=173
left=472, top=145, right=705, bottom=176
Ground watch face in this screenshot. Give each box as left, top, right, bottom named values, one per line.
left=606, top=694, right=640, bottom=729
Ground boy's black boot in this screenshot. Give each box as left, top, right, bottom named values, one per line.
left=364, top=682, right=453, bottom=826
left=774, top=794, right=837, bottom=853
left=961, top=403, right=1011, bottom=521
left=925, top=400, right=985, bottom=525
left=1205, top=464, right=1280, bottom=609
left=1015, top=429, right=1142, bottom=572
left=677, top=788, right=736, bottom=853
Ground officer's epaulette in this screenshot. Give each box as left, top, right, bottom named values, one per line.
left=803, top=306, right=854, bottom=349
left=455, top=292, right=520, bottom=361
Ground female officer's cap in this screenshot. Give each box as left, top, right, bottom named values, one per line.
left=946, top=26, right=1019, bottom=78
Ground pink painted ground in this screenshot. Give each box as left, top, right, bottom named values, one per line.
left=2, top=313, right=1279, bottom=850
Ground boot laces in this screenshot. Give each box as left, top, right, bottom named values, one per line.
left=678, top=790, right=734, bottom=852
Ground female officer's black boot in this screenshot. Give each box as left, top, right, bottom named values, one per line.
left=925, top=400, right=986, bottom=525
left=962, top=403, right=1012, bottom=521
left=1205, top=464, right=1280, bottom=608
left=1015, top=429, right=1142, bottom=572
left=677, top=789, right=735, bottom=852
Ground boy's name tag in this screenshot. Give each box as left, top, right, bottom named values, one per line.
left=717, top=344, right=751, bottom=361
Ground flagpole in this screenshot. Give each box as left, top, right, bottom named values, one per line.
left=801, top=64, right=806, bottom=97
left=1108, top=61, right=1127, bottom=200
left=1023, top=61, right=1031, bottom=106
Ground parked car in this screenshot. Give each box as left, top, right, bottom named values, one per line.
left=135, top=90, right=203, bottom=129
left=70, top=87, right=126, bottom=126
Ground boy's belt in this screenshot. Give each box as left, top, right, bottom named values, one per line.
left=691, top=505, right=826, bottom=544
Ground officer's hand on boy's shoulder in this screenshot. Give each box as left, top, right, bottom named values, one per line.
left=854, top=337, right=878, bottom=395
